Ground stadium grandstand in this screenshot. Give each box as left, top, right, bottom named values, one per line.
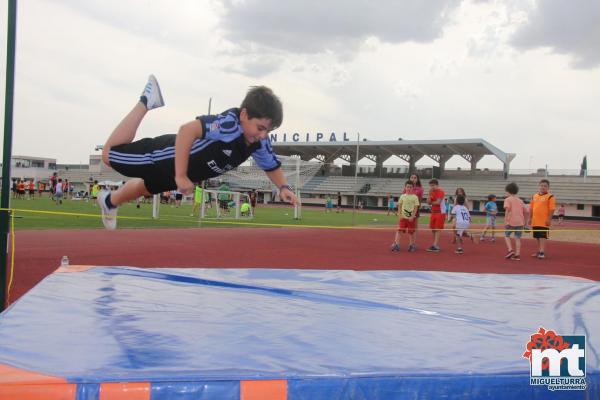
left=2, top=139, right=599, bottom=218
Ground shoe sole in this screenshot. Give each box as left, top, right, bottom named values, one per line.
left=147, top=75, right=165, bottom=109
left=97, top=192, right=117, bottom=230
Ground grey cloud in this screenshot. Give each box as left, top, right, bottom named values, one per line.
left=511, top=0, right=600, bottom=69
left=217, top=0, right=462, bottom=54
left=222, top=55, right=284, bottom=77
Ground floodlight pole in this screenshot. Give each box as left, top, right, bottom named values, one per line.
left=1, top=0, right=18, bottom=311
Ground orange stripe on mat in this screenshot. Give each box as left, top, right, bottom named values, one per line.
left=241, top=380, right=287, bottom=400
left=55, top=265, right=97, bottom=273
left=0, top=363, right=75, bottom=400
left=99, top=382, right=151, bottom=400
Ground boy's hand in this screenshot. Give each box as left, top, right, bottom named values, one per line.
left=175, top=176, right=194, bottom=195
left=279, top=187, right=298, bottom=206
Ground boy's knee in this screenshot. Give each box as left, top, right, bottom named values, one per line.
left=101, top=147, right=111, bottom=166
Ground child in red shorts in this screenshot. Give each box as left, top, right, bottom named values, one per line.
left=391, top=181, right=420, bottom=252
left=427, top=179, right=445, bottom=252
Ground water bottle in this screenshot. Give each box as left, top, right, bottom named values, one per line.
left=61, top=256, right=69, bottom=267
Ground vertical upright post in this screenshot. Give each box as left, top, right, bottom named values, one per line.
left=1, top=0, right=18, bottom=312
left=234, top=192, right=240, bottom=219
left=200, top=181, right=206, bottom=218
left=294, top=157, right=300, bottom=220
left=152, top=194, right=160, bottom=219
left=208, top=97, right=212, bottom=114
left=352, top=132, right=360, bottom=226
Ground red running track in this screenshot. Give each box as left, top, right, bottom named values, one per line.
left=8, top=227, right=600, bottom=303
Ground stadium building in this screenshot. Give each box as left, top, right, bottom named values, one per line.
left=3, top=139, right=599, bottom=218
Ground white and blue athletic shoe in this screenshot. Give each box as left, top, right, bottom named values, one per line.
left=140, top=74, right=164, bottom=110
left=97, top=190, right=118, bottom=230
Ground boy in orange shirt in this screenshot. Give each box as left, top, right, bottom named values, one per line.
left=426, top=179, right=445, bottom=252
left=529, top=179, right=556, bottom=259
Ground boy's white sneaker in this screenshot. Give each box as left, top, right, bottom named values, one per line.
left=140, top=74, right=164, bottom=110
left=97, top=190, right=118, bottom=230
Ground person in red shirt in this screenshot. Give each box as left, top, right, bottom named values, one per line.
left=28, top=180, right=35, bottom=200
left=426, top=179, right=445, bottom=252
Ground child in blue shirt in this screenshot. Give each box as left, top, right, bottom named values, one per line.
left=480, top=194, right=498, bottom=242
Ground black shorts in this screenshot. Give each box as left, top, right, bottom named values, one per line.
left=175, top=193, right=183, bottom=201
left=108, top=134, right=178, bottom=194
left=219, top=199, right=229, bottom=209
left=108, top=134, right=253, bottom=195
left=532, top=226, right=549, bottom=239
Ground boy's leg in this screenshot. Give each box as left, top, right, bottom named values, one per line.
left=102, top=75, right=164, bottom=166
left=108, top=179, right=151, bottom=207
left=102, top=102, right=147, bottom=166
left=455, top=235, right=463, bottom=253
left=432, top=230, right=440, bottom=247
left=504, top=236, right=513, bottom=252
left=539, top=237, right=546, bottom=253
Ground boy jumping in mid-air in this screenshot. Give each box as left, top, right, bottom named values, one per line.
left=391, top=181, right=419, bottom=252
left=448, top=195, right=477, bottom=254
left=98, top=75, right=297, bottom=229
left=480, top=194, right=498, bottom=242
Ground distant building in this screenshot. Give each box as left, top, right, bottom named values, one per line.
left=0, top=155, right=56, bottom=183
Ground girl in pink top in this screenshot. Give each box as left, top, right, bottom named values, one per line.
left=503, top=182, right=528, bottom=261
left=405, top=173, right=424, bottom=242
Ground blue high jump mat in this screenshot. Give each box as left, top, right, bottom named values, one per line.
left=0, top=266, right=598, bottom=399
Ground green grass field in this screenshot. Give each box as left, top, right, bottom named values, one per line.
left=7, top=196, right=491, bottom=230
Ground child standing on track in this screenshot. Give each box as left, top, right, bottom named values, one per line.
left=325, top=195, right=333, bottom=213
left=406, top=173, right=424, bottom=246
left=391, top=181, right=419, bottom=252
left=480, top=194, right=498, bottom=242
left=448, top=195, right=476, bottom=254
left=98, top=75, right=297, bottom=229
left=426, top=179, right=445, bottom=252
left=557, top=204, right=565, bottom=225
left=529, top=179, right=556, bottom=260
left=503, top=182, right=528, bottom=261
left=191, top=183, right=203, bottom=217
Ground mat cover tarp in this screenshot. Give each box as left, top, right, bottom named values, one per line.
left=0, top=267, right=598, bottom=399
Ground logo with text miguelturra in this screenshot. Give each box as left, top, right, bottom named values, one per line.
left=523, top=327, right=586, bottom=391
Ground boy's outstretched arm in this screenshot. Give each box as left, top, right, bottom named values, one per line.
left=175, top=120, right=203, bottom=195
left=265, top=168, right=298, bottom=206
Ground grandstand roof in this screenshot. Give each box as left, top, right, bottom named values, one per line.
left=273, top=138, right=515, bottom=167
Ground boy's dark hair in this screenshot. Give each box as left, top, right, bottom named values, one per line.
left=488, top=194, right=496, bottom=201
left=405, top=180, right=414, bottom=186
left=539, top=179, right=550, bottom=186
left=58, top=178, right=62, bottom=182
left=241, top=86, right=283, bottom=130
left=505, top=182, right=519, bottom=195
left=456, top=195, right=465, bottom=205
left=429, top=179, right=439, bottom=185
